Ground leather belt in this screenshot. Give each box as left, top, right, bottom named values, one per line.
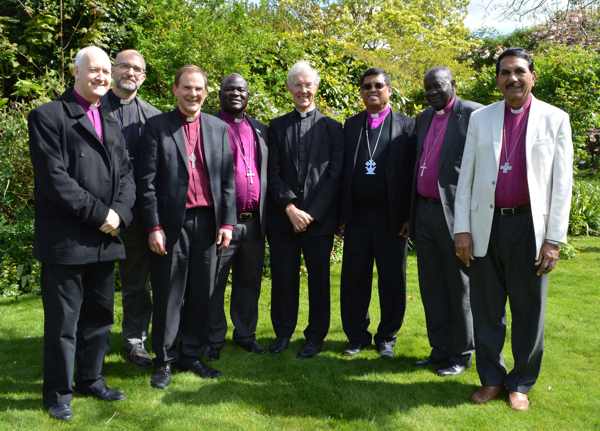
left=495, top=204, right=531, bottom=216
left=238, top=212, right=257, bottom=222
left=420, top=195, right=442, bottom=205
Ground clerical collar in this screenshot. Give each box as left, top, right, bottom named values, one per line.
left=296, top=107, right=316, bottom=118
left=72, top=88, right=100, bottom=110
left=220, top=110, right=245, bottom=124
left=178, top=108, right=200, bottom=123
left=505, top=96, right=532, bottom=115
left=109, top=90, right=135, bottom=106
left=435, top=96, right=456, bottom=116
left=367, top=106, right=390, bottom=119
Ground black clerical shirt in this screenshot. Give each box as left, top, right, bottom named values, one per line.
left=295, top=108, right=317, bottom=203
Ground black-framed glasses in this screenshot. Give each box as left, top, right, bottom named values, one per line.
left=360, top=82, right=387, bottom=90
left=115, top=63, right=145, bottom=75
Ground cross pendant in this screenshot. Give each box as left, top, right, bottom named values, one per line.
left=189, top=154, right=197, bottom=169
left=500, top=162, right=512, bottom=174
left=420, top=164, right=427, bottom=177
left=247, top=171, right=255, bottom=184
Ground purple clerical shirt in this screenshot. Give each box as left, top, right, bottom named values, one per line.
left=417, top=96, right=456, bottom=199
left=367, top=106, right=391, bottom=129
left=220, top=110, right=260, bottom=213
left=494, top=97, right=532, bottom=208
left=72, top=88, right=103, bottom=143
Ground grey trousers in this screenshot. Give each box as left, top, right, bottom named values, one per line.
left=470, top=210, right=547, bottom=394
left=415, top=197, right=474, bottom=364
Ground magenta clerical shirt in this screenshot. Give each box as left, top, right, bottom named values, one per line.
left=72, top=89, right=103, bottom=144
left=220, top=110, right=260, bottom=213
left=417, top=96, right=456, bottom=199
left=494, top=97, right=532, bottom=208
left=367, top=106, right=391, bottom=129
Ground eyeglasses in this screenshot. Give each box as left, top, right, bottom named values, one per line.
left=360, top=82, right=388, bottom=91
left=292, top=83, right=314, bottom=90
left=115, top=63, right=145, bottom=76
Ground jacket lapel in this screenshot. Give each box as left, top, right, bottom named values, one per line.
left=201, top=114, right=213, bottom=178
left=306, top=110, right=325, bottom=177
left=352, top=112, right=367, bottom=168
left=491, top=101, right=505, bottom=169
left=438, top=98, right=462, bottom=171
left=387, top=111, right=402, bottom=164
left=525, top=96, right=542, bottom=169
left=284, top=112, right=298, bottom=172
left=168, top=109, right=190, bottom=177
left=417, top=108, right=434, bottom=163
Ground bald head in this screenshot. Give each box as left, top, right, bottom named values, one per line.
left=424, top=66, right=453, bottom=81
left=423, top=66, right=456, bottom=111
left=112, top=49, right=147, bottom=99
left=73, top=46, right=111, bottom=103
left=219, top=73, right=249, bottom=118
left=115, top=49, right=146, bottom=70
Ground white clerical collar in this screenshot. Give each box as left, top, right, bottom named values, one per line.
left=510, top=106, right=524, bottom=114
left=435, top=109, right=445, bottom=116
left=296, top=107, right=316, bottom=118
left=234, top=116, right=244, bottom=123
left=89, top=103, right=100, bottom=110
left=186, top=116, right=196, bottom=122
left=371, top=112, right=380, bottom=118
left=120, top=98, right=133, bottom=105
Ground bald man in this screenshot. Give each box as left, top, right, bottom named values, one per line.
left=100, top=50, right=161, bottom=368
left=204, top=74, right=269, bottom=361
left=409, top=66, right=483, bottom=376
left=28, top=46, right=135, bottom=421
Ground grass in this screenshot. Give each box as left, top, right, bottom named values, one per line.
left=0, top=238, right=599, bottom=430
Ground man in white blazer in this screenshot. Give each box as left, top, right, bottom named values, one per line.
left=454, top=48, right=573, bottom=411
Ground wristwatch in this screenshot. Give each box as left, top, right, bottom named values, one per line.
left=546, top=239, right=562, bottom=249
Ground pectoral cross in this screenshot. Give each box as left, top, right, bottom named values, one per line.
left=189, top=154, right=197, bottom=169
left=500, top=162, right=512, bottom=174
left=247, top=170, right=255, bottom=184
left=420, top=164, right=427, bottom=177
left=366, top=159, right=376, bottom=175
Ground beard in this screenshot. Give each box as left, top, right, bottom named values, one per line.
left=115, top=75, right=140, bottom=94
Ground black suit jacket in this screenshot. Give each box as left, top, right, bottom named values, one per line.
left=267, top=109, right=344, bottom=236
left=28, top=89, right=135, bottom=264
left=214, top=112, right=269, bottom=237
left=340, top=110, right=416, bottom=236
left=137, top=109, right=237, bottom=246
left=409, top=97, right=484, bottom=240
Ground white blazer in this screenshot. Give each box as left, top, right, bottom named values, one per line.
left=453, top=96, right=573, bottom=258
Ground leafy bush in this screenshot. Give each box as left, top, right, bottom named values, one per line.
left=569, top=179, right=600, bottom=236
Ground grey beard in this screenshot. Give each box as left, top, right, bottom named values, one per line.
left=116, top=78, right=139, bottom=95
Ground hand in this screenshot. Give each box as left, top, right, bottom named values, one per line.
left=399, top=221, right=409, bottom=239
left=99, top=209, right=121, bottom=235
left=149, top=229, right=167, bottom=255
left=535, top=241, right=559, bottom=275
left=455, top=232, right=475, bottom=267
left=286, top=203, right=314, bottom=233
left=216, top=228, right=232, bottom=250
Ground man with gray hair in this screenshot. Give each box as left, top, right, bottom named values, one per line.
left=100, top=50, right=160, bottom=368
left=267, top=61, right=344, bottom=358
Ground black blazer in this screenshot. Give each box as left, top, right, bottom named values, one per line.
left=409, top=97, right=484, bottom=240
left=136, top=109, right=237, bottom=246
left=267, top=109, right=344, bottom=236
left=28, top=89, right=135, bottom=265
left=340, top=110, right=416, bottom=236
left=214, top=112, right=269, bottom=237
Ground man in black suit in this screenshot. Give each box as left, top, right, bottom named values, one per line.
left=204, top=73, right=269, bottom=361
left=267, top=61, right=344, bottom=359
left=339, top=68, right=416, bottom=360
left=28, top=46, right=135, bottom=421
left=137, top=65, right=237, bottom=389
left=409, top=66, right=482, bottom=376
left=100, top=49, right=161, bottom=369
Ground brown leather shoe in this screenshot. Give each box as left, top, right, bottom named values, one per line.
left=470, top=385, right=507, bottom=404
left=124, top=348, right=153, bottom=368
left=507, top=390, right=529, bottom=411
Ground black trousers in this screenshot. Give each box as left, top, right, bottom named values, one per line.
left=208, top=216, right=265, bottom=347
left=470, top=211, right=547, bottom=394
left=41, top=261, right=115, bottom=407
left=267, top=228, right=333, bottom=343
left=118, top=205, right=153, bottom=351
left=150, top=207, right=217, bottom=368
left=415, top=197, right=474, bottom=364
left=340, top=208, right=407, bottom=347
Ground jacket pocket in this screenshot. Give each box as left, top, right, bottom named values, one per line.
left=470, top=201, right=478, bottom=211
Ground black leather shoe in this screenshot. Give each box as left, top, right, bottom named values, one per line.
left=75, top=385, right=126, bottom=401
left=437, top=360, right=471, bottom=377
left=48, top=405, right=73, bottom=421
left=151, top=364, right=172, bottom=389
left=237, top=340, right=267, bottom=355
left=297, top=341, right=322, bottom=359
left=343, top=341, right=366, bottom=356
left=413, top=356, right=447, bottom=367
left=203, top=346, right=221, bottom=362
left=124, top=348, right=153, bottom=368
left=180, top=360, right=221, bottom=378
left=269, top=337, right=290, bottom=354
left=377, top=344, right=395, bottom=360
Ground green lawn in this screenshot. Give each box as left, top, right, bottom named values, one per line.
left=1, top=237, right=599, bottom=430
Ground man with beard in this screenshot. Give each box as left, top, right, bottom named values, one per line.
left=203, top=73, right=269, bottom=361
left=100, top=49, right=161, bottom=369
left=409, top=66, right=482, bottom=376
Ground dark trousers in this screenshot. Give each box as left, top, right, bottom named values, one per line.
left=340, top=209, right=407, bottom=347
left=267, top=228, right=333, bottom=343
left=209, top=216, right=265, bottom=347
left=415, top=198, right=474, bottom=364
left=470, top=211, right=547, bottom=394
left=150, top=207, right=217, bottom=368
left=119, top=206, right=152, bottom=350
left=41, top=261, right=115, bottom=407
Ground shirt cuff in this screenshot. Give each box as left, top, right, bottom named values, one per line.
left=147, top=225, right=163, bottom=233
left=220, top=225, right=233, bottom=231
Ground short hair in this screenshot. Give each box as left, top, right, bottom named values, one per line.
left=115, top=49, right=146, bottom=70
left=174, top=65, right=207, bottom=87
left=496, top=48, right=534, bottom=76
left=287, top=61, right=321, bottom=86
left=360, top=68, right=391, bottom=87
left=74, top=46, right=110, bottom=68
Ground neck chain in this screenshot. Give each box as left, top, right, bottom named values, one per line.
left=364, top=117, right=385, bottom=175
left=500, top=111, right=529, bottom=174
left=419, top=113, right=450, bottom=177
left=184, top=121, right=200, bottom=170
left=228, top=117, right=256, bottom=184
left=109, top=93, right=138, bottom=149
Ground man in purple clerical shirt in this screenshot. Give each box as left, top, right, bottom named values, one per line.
left=203, top=73, right=269, bottom=361
left=409, top=67, right=482, bottom=377
left=454, top=48, right=573, bottom=410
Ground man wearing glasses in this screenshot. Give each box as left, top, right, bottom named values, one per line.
left=339, top=68, right=416, bottom=359
left=101, top=50, right=161, bottom=369
left=267, top=61, right=344, bottom=358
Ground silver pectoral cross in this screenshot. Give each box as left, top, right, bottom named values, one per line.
left=189, top=153, right=197, bottom=169
left=420, top=164, right=427, bottom=177
left=247, top=170, right=255, bottom=184
left=500, top=162, right=512, bottom=174
left=366, top=159, right=376, bottom=175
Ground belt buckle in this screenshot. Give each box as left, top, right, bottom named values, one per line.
left=500, top=208, right=513, bottom=216
left=238, top=212, right=252, bottom=221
